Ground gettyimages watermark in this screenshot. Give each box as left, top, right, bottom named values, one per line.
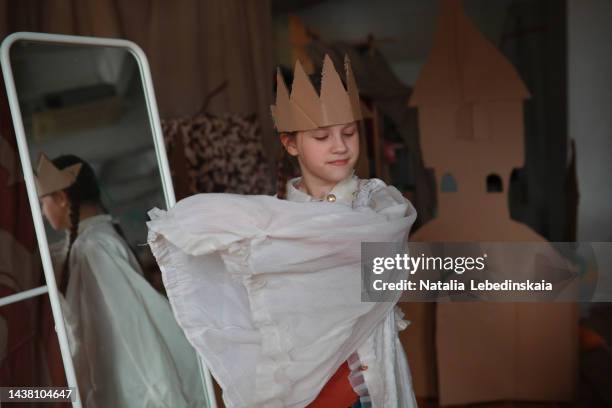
left=361, top=242, right=612, bottom=302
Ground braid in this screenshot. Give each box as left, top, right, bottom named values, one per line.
left=276, top=147, right=289, bottom=200
left=276, top=132, right=301, bottom=200
left=49, top=155, right=99, bottom=294
left=59, top=198, right=80, bottom=295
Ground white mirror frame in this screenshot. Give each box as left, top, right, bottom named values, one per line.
left=0, top=32, right=216, bottom=408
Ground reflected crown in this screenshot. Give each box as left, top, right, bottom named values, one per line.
left=35, top=153, right=82, bottom=197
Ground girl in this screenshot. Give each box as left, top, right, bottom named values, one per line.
left=147, top=55, right=418, bottom=407
left=36, top=154, right=208, bottom=407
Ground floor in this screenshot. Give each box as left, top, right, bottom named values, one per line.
left=416, top=303, right=612, bottom=408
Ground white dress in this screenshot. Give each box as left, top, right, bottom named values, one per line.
left=147, top=175, right=419, bottom=407
left=55, top=215, right=208, bottom=408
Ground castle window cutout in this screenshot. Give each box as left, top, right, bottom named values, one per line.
left=441, top=172, right=458, bottom=192
left=486, top=174, right=503, bottom=192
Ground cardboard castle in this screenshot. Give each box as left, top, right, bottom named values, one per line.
left=400, top=0, right=578, bottom=404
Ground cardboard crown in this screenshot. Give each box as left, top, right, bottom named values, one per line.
left=271, top=54, right=363, bottom=132
left=35, top=153, right=82, bottom=197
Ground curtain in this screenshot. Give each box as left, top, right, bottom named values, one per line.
left=500, top=0, right=570, bottom=241
left=0, top=0, right=276, bottom=175
left=0, top=74, right=50, bottom=396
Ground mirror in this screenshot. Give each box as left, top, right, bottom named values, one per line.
left=1, top=32, right=215, bottom=407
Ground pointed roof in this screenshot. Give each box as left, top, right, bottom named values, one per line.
left=409, top=0, right=530, bottom=106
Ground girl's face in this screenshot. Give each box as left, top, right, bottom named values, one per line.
left=41, top=191, right=70, bottom=231
left=282, top=121, right=359, bottom=187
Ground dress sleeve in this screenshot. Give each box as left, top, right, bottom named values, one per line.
left=147, top=194, right=269, bottom=257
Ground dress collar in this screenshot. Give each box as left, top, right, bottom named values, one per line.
left=77, top=214, right=113, bottom=234
left=286, top=172, right=358, bottom=205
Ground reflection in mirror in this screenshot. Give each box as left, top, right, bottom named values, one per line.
left=8, top=39, right=211, bottom=406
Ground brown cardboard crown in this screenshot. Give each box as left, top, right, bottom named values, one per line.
left=271, top=54, right=363, bottom=132
left=35, top=153, right=82, bottom=197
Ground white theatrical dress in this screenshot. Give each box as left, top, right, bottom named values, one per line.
left=54, top=215, right=208, bottom=408
left=147, top=175, right=419, bottom=407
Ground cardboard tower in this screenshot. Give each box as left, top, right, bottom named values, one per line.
left=400, top=0, right=578, bottom=405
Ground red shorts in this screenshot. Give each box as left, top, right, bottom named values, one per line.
left=307, top=361, right=358, bottom=407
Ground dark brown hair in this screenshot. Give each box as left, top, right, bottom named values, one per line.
left=51, top=155, right=148, bottom=295
left=276, top=132, right=300, bottom=200
left=51, top=155, right=100, bottom=294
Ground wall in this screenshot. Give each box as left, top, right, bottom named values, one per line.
left=274, top=0, right=515, bottom=86
left=568, top=0, right=612, bottom=241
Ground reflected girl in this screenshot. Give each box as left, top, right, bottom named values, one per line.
left=36, top=153, right=208, bottom=407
